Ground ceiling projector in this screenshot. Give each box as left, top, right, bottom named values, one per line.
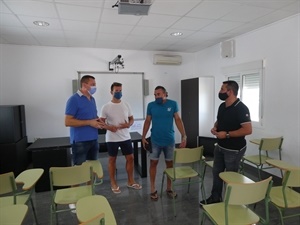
left=118, top=0, right=152, bottom=16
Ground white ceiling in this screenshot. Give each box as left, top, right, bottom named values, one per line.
left=0, top=0, right=299, bottom=53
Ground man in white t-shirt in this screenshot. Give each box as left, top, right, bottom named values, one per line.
left=100, top=82, right=142, bottom=194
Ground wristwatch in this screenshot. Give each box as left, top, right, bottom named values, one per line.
left=226, top=132, right=230, bottom=139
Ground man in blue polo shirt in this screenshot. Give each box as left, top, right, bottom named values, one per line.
left=65, top=75, right=104, bottom=211
left=200, top=80, right=252, bottom=206
left=65, top=75, right=104, bottom=165
left=142, top=86, right=187, bottom=201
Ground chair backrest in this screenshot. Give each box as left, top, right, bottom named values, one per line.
left=284, top=169, right=300, bottom=187
left=76, top=195, right=117, bottom=225
left=49, top=164, right=93, bottom=187
left=260, top=137, right=283, bottom=152
left=83, top=160, right=103, bottom=179
left=225, top=176, right=273, bottom=205
left=174, top=146, right=204, bottom=164
left=0, top=172, right=17, bottom=195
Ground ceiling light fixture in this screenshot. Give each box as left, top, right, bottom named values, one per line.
left=170, top=32, right=183, bottom=37
left=33, top=21, right=50, bottom=27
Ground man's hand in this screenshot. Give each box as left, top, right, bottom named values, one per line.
left=89, top=119, right=105, bottom=129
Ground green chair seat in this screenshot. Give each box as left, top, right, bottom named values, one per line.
left=203, top=203, right=260, bottom=225
left=0, top=194, right=29, bottom=207
left=54, top=186, right=93, bottom=205
left=270, top=186, right=300, bottom=208
left=0, top=204, right=28, bottom=225
left=243, top=155, right=270, bottom=165
left=165, top=166, right=199, bottom=179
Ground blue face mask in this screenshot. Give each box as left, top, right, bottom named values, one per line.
left=114, top=92, right=122, bottom=99
left=155, top=97, right=163, bottom=104
left=88, top=86, right=97, bottom=95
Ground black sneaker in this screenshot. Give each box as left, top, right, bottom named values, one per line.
left=199, top=195, right=221, bottom=206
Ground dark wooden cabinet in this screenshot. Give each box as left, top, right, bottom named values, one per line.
left=181, top=77, right=215, bottom=148
left=0, top=105, right=29, bottom=175
left=181, top=78, right=199, bottom=147
left=0, top=105, right=26, bottom=143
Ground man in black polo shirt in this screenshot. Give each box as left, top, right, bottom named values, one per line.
left=200, top=80, right=252, bottom=205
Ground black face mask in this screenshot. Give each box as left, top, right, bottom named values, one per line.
left=218, top=92, right=229, bottom=101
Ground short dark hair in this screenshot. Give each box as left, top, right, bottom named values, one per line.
left=155, top=86, right=168, bottom=97
left=223, top=80, right=239, bottom=96
left=80, top=75, right=95, bottom=87
left=111, top=82, right=122, bottom=91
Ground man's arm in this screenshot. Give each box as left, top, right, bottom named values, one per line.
left=227, top=122, right=252, bottom=138
left=214, top=122, right=252, bottom=139
left=174, top=112, right=187, bottom=147
left=142, top=115, right=152, bottom=148
left=119, top=116, right=134, bottom=129
left=211, top=121, right=218, bottom=135
left=65, top=115, right=103, bottom=128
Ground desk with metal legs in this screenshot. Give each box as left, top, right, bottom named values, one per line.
left=27, top=132, right=145, bottom=192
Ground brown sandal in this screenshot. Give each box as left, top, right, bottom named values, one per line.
left=166, top=190, right=177, bottom=198
left=150, top=190, right=158, bottom=201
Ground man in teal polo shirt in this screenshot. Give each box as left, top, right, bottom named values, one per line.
left=142, top=86, right=187, bottom=201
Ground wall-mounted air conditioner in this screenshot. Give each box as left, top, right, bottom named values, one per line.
left=153, top=54, right=182, bottom=65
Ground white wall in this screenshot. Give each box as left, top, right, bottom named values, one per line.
left=0, top=14, right=299, bottom=171
left=179, top=14, right=300, bottom=170
left=0, top=45, right=195, bottom=142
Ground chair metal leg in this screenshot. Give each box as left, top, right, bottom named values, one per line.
left=50, top=204, right=57, bottom=225
left=200, top=211, right=206, bottom=225
left=200, top=164, right=207, bottom=201
left=171, top=182, right=176, bottom=217
left=160, top=173, right=165, bottom=197
left=30, top=198, right=39, bottom=225
left=257, top=166, right=262, bottom=180
left=187, top=178, right=191, bottom=193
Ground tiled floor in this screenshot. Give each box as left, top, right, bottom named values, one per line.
left=22, top=152, right=299, bottom=225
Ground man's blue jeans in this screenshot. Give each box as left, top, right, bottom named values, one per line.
left=211, top=144, right=246, bottom=200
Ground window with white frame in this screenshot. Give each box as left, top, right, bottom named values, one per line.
left=222, top=60, right=264, bottom=125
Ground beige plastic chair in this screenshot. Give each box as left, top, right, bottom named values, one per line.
left=82, top=160, right=104, bottom=186
left=76, top=195, right=117, bottom=225
left=270, top=168, right=300, bottom=225
left=0, top=204, right=28, bottom=225
left=49, top=164, right=94, bottom=225
left=160, top=146, right=205, bottom=216
left=201, top=176, right=273, bottom=225
left=0, top=168, right=44, bottom=224
left=242, top=137, right=284, bottom=180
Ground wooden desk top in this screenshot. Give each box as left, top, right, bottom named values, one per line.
left=219, top=171, right=254, bottom=184
left=15, top=168, right=44, bottom=190
left=266, top=159, right=299, bottom=171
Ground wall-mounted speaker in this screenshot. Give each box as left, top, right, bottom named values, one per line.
left=72, top=79, right=78, bottom=94
left=143, top=79, right=149, bottom=96
left=221, top=40, right=235, bottom=58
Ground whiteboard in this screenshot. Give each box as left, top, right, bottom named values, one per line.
left=77, top=71, right=144, bottom=119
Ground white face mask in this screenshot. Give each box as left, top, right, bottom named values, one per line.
left=88, top=86, right=97, bottom=95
